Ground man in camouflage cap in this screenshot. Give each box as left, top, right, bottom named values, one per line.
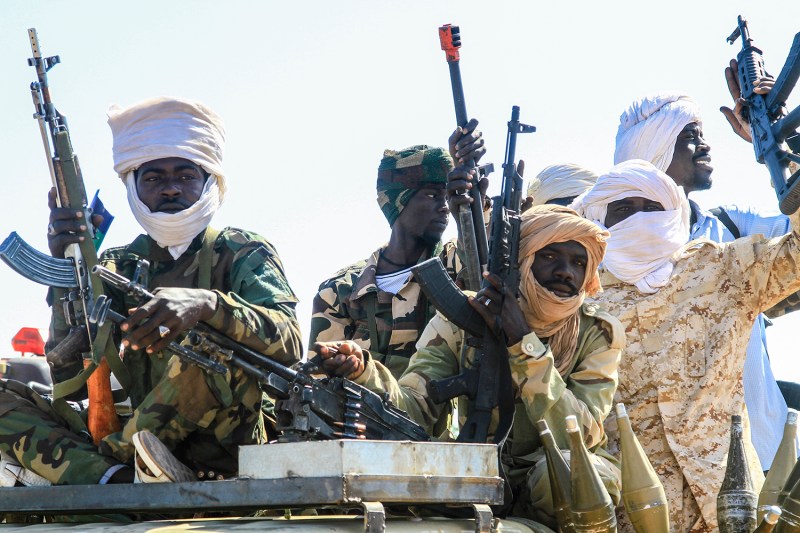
left=0, top=96, right=302, bottom=486
left=309, top=145, right=459, bottom=405
left=316, top=204, right=624, bottom=528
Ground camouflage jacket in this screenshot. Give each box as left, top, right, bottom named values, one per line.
left=589, top=208, right=800, bottom=532
left=309, top=240, right=459, bottom=378
left=49, top=226, right=303, bottom=408
left=353, top=303, right=624, bottom=472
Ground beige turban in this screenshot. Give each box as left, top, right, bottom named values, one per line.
left=107, top=96, right=227, bottom=200
left=526, top=164, right=598, bottom=206
left=614, top=93, right=702, bottom=171
left=518, top=205, right=609, bottom=376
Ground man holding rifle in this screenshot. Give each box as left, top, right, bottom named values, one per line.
left=317, top=203, right=624, bottom=528
left=0, top=96, right=302, bottom=485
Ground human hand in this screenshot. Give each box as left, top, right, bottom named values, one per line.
left=314, top=340, right=365, bottom=379
left=47, top=188, right=103, bottom=258
left=449, top=118, right=485, bottom=166
left=468, top=272, right=529, bottom=346
left=720, top=58, right=775, bottom=144
left=121, top=287, right=217, bottom=354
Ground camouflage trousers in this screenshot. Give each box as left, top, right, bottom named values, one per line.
left=508, top=448, right=622, bottom=529
left=0, top=355, right=266, bottom=485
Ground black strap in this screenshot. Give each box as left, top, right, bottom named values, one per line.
left=710, top=207, right=741, bottom=239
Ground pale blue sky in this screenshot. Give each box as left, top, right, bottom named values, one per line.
left=1, top=1, right=799, bottom=381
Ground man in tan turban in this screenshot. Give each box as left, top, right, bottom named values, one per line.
left=316, top=204, right=624, bottom=528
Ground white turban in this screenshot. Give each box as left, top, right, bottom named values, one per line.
left=614, top=93, right=703, bottom=171
left=570, top=159, right=690, bottom=294
left=526, top=164, right=598, bottom=206
left=108, top=96, right=227, bottom=200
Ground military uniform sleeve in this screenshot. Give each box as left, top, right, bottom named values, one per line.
left=727, top=208, right=800, bottom=317
left=354, top=313, right=461, bottom=433
left=309, top=275, right=354, bottom=348
left=506, top=311, right=622, bottom=451
left=204, top=239, right=302, bottom=366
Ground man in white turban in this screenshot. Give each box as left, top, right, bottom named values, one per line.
left=525, top=163, right=599, bottom=209
left=0, top=97, right=302, bottom=486
left=614, top=89, right=795, bottom=471
left=572, top=159, right=800, bottom=532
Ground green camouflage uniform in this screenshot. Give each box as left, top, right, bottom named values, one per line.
left=0, top=226, right=302, bottom=484
left=309, top=144, right=457, bottom=380
left=309, top=241, right=459, bottom=378
left=352, top=303, right=624, bottom=528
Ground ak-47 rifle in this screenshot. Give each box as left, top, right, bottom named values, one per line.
left=727, top=16, right=800, bottom=214
left=413, top=103, right=535, bottom=444
left=0, top=29, right=120, bottom=442
left=90, top=262, right=429, bottom=443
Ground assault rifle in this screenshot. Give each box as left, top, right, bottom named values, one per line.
left=727, top=16, right=800, bottom=214
left=413, top=104, right=534, bottom=444
left=90, top=262, right=430, bottom=443
left=0, top=29, right=120, bottom=442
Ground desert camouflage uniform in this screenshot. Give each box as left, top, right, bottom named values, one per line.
left=588, top=208, right=800, bottom=532
left=353, top=303, right=624, bottom=527
left=309, top=240, right=459, bottom=379
left=0, top=227, right=302, bottom=484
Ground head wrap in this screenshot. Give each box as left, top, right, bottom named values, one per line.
left=614, top=93, right=703, bottom=171
left=108, top=96, right=227, bottom=200
left=108, top=97, right=227, bottom=259
left=518, top=205, right=609, bottom=377
left=376, top=145, right=453, bottom=226
left=526, top=164, right=598, bottom=206
left=570, top=159, right=691, bottom=294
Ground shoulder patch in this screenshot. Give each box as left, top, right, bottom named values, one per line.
left=582, top=303, right=626, bottom=351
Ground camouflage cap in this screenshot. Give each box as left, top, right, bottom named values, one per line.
left=376, top=145, right=453, bottom=226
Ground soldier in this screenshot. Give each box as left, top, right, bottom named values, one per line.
left=317, top=204, right=625, bottom=528
left=524, top=163, right=598, bottom=209
left=0, top=96, right=302, bottom=485
left=614, top=89, right=793, bottom=470
left=570, top=159, right=800, bottom=531
left=308, top=123, right=485, bottom=385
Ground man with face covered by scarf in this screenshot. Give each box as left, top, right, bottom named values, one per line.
left=571, top=159, right=800, bottom=532
left=309, top=145, right=461, bottom=396
left=615, top=92, right=796, bottom=470
left=0, top=97, right=302, bottom=486
left=315, top=205, right=625, bottom=528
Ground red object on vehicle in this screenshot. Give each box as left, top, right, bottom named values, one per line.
left=11, top=327, right=45, bottom=356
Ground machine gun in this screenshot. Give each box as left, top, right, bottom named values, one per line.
left=727, top=16, right=800, bottom=214
left=413, top=104, right=535, bottom=444
left=90, top=262, right=430, bottom=443
left=0, top=29, right=120, bottom=442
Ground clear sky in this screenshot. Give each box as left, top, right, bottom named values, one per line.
left=1, top=1, right=799, bottom=382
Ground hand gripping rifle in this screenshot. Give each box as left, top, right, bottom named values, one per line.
left=90, top=262, right=430, bottom=443
left=413, top=105, right=535, bottom=444
left=437, top=24, right=493, bottom=292
left=0, top=29, right=120, bottom=442
left=727, top=16, right=800, bottom=214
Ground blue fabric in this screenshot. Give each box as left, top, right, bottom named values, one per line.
left=690, top=200, right=793, bottom=470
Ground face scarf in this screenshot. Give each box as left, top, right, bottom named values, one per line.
left=614, top=93, right=703, bottom=171
left=570, top=159, right=690, bottom=294
left=518, top=205, right=608, bottom=377
left=526, top=163, right=598, bottom=206
left=125, top=171, right=222, bottom=259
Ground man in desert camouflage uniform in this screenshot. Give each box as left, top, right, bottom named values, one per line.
left=0, top=97, right=302, bottom=485
left=614, top=90, right=795, bottom=470
left=571, top=159, right=800, bottom=532
left=317, top=205, right=625, bottom=529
